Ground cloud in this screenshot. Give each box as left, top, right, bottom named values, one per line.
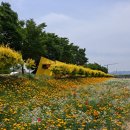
left=37, top=3, right=130, bottom=51
left=36, top=2, right=130, bottom=72
left=37, top=13, right=71, bottom=24
left=36, top=13, right=89, bottom=40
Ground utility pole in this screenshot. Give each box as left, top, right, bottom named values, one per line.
left=104, top=63, right=118, bottom=72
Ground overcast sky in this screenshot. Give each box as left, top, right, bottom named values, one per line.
left=1, top=0, right=130, bottom=72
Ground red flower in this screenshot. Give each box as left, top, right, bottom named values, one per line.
left=85, top=100, right=88, bottom=105
left=37, top=118, right=42, bottom=122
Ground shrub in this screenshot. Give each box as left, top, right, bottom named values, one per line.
left=0, top=45, right=23, bottom=73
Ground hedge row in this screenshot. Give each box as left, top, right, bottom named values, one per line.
left=50, top=62, right=112, bottom=78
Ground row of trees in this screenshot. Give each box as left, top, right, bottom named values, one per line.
left=85, top=63, right=108, bottom=73
left=0, top=2, right=88, bottom=67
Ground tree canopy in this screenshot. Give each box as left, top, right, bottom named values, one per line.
left=0, top=2, right=23, bottom=50
left=40, top=33, right=88, bottom=65
left=85, top=63, right=108, bottom=73
left=21, top=19, right=46, bottom=64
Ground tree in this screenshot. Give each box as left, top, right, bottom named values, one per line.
left=0, top=45, right=23, bottom=73
left=41, top=33, right=88, bottom=65
left=22, top=19, right=46, bottom=64
left=66, top=44, right=88, bottom=65
left=41, top=33, right=63, bottom=61
left=0, top=2, right=23, bottom=51
left=85, top=63, right=108, bottom=73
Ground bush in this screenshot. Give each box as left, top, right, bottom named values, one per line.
left=50, top=62, right=112, bottom=78
left=0, top=45, right=23, bottom=73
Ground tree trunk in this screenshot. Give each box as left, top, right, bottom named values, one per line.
left=22, top=65, right=24, bottom=74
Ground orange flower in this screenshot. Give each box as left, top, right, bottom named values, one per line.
left=93, top=110, right=99, bottom=116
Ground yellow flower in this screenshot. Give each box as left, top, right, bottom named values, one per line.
left=57, top=124, right=61, bottom=127
left=3, top=118, right=10, bottom=122
left=102, top=128, right=107, bottom=130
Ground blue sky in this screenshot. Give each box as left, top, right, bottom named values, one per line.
left=1, top=0, right=130, bottom=72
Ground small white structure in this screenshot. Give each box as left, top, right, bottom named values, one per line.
left=23, top=64, right=34, bottom=74
left=10, top=72, right=19, bottom=75
left=10, top=64, right=35, bottom=75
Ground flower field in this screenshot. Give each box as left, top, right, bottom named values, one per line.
left=0, top=76, right=130, bottom=130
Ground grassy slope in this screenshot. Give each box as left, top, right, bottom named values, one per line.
left=0, top=76, right=130, bottom=129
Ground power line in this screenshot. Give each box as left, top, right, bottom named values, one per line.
left=104, top=63, right=118, bottom=71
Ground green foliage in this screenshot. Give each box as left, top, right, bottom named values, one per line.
left=0, top=2, right=23, bottom=51
left=70, top=68, right=77, bottom=77
left=22, top=19, right=46, bottom=64
left=78, top=68, right=85, bottom=75
left=41, top=33, right=88, bottom=65
left=85, top=62, right=108, bottom=73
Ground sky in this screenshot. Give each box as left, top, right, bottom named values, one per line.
left=1, top=0, right=130, bottom=72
